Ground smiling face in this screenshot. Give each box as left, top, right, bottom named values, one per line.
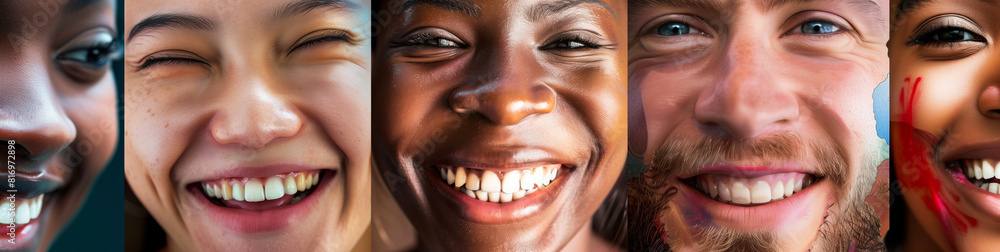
left=371, top=0, right=627, bottom=251
left=122, top=0, right=371, bottom=251
left=0, top=0, right=118, bottom=251
left=628, top=0, right=889, bottom=251
left=889, top=0, right=1000, bottom=251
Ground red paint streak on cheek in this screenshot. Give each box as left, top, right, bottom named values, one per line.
left=893, top=77, right=977, bottom=250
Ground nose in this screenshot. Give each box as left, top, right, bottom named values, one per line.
left=979, top=85, right=1000, bottom=119
left=0, top=63, right=76, bottom=159
left=448, top=47, right=555, bottom=125
left=694, top=37, right=798, bottom=139
left=209, top=75, right=303, bottom=148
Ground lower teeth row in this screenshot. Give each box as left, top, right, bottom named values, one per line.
left=973, top=181, right=1000, bottom=194
left=201, top=171, right=320, bottom=202
left=439, top=165, right=560, bottom=203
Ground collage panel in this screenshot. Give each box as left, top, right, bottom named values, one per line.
left=626, top=0, right=891, bottom=251
left=369, top=0, right=629, bottom=251
left=1, top=0, right=123, bottom=251
left=121, top=0, right=371, bottom=251
left=886, top=0, right=1000, bottom=251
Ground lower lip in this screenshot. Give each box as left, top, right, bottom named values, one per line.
left=0, top=206, right=44, bottom=250
left=676, top=178, right=825, bottom=229
left=946, top=170, right=1000, bottom=219
left=188, top=170, right=334, bottom=233
left=426, top=166, right=568, bottom=224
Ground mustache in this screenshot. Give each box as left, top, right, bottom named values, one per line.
left=644, top=131, right=849, bottom=194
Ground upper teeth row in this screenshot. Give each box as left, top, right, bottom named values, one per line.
left=696, top=174, right=813, bottom=205
left=201, top=171, right=320, bottom=202
left=439, top=165, right=560, bottom=203
left=964, top=159, right=999, bottom=181
left=0, top=194, right=43, bottom=225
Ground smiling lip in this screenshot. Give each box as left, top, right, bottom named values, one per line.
left=0, top=157, right=67, bottom=250
left=183, top=165, right=337, bottom=233
left=938, top=139, right=1000, bottom=218
left=422, top=148, right=579, bottom=223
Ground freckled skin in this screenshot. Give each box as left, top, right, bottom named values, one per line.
left=0, top=1, right=118, bottom=251
left=889, top=0, right=1000, bottom=251
left=372, top=0, right=628, bottom=251
left=123, top=0, right=372, bottom=251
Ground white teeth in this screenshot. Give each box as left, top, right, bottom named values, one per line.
left=244, top=180, right=266, bottom=202
left=771, top=181, right=784, bottom=200
left=232, top=183, right=245, bottom=201
left=750, top=181, right=771, bottom=204
left=0, top=194, right=45, bottom=225
left=731, top=181, right=751, bottom=204
left=500, top=192, right=513, bottom=202
left=696, top=174, right=816, bottom=205
left=466, top=172, right=481, bottom=190
left=718, top=181, right=731, bottom=202
left=513, top=190, right=526, bottom=200
left=441, top=165, right=561, bottom=203
left=14, top=202, right=30, bottom=224
left=983, top=160, right=995, bottom=180
left=284, top=176, right=297, bottom=195
left=990, top=183, right=999, bottom=194
left=784, top=178, right=794, bottom=197
left=520, top=169, right=533, bottom=190
left=201, top=171, right=321, bottom=203
left=475, top=191, right=488, bottom=202
left=480, top=171, right=501, bottom=193
left=264, top=176, right=286, bottom=200
left=455, top=167, right=467, bottom=188
left=501, top=170, right=521, bottom=193
left=975, top=163, right=984, bottom=179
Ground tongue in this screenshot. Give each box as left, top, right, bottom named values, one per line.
left=221, top=194, right=295, bottom=210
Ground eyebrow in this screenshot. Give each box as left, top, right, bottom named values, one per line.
left=272, top=0, right=358, bottom=21
left=527, top=0, right=616, bottom=21
left=127, top=14, right=216, bottom=43
left=395, top=0, right=482, bottom=17
left=760, top=0, right=884, bottom=23
left=628, top=0, right=730, bottom=15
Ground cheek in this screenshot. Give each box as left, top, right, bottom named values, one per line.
left=63, top=77, right=119, bottom=175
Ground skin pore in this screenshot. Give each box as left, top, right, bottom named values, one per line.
left=372, top=0, right=627, bottom=251
left=890, top=0, right=1000, bottom=251
left=123, top=0, right=371, bottom=251
left=0, top=0, right=118, bottom=251
left=627, top=0, right=889, bottom=251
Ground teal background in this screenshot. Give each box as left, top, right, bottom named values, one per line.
left=49, top=0, right=125, bottom=250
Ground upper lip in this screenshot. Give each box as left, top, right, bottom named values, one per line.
left=939, top=138, right=1000, bottom=163
left=5, top=157, right=69, bottom=199
left=178, top=164, right=337, bottom=186
left=424, top=146, right=581, bottom=172
left=677, top=162, right=820, bottom=179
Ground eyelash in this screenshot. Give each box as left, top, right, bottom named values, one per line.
left=138, top=55, right=205, bottom=70
left=290, top=30, right=353, bottom=52
left=906, top=26, right=987, bottom=46
left=541, top=35, right=604, bottom=50
left=57, top=40, right=123, bottom=67
left=394, top=32, right=465, bottom=48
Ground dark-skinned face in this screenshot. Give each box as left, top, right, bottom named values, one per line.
left=0, top=0, right=118, bottom=251
left=372, top=0, right=628, bottom=251
left=890, top=0, right=1000, bottom=251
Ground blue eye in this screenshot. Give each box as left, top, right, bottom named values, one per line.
left=657, top=22, right=691, bottom=36
left=801, top=21, right=839, bottom=34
